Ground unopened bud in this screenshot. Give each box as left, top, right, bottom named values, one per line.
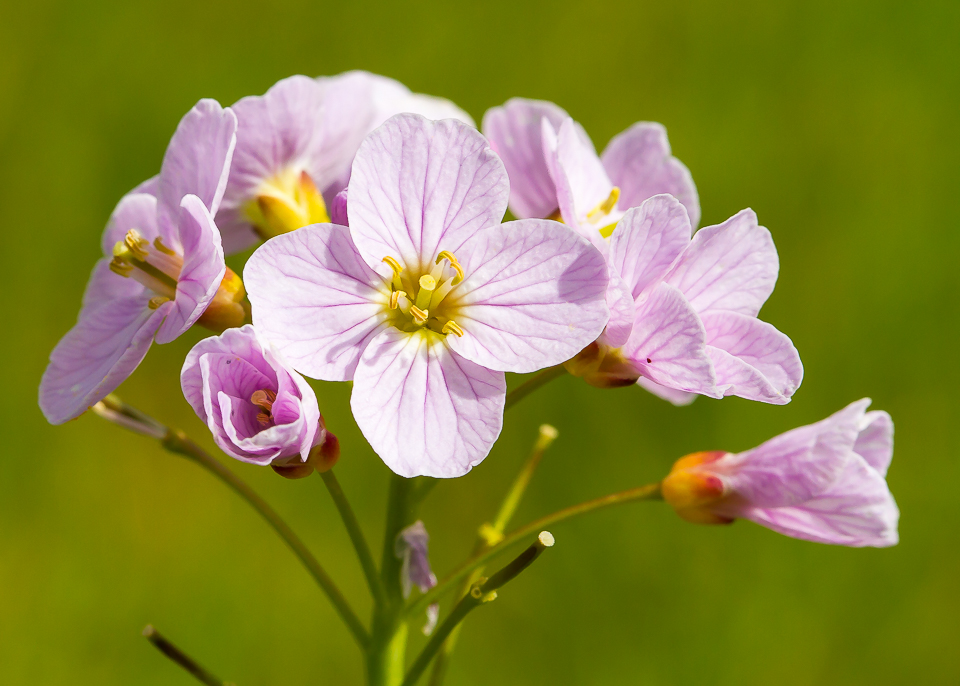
left=661, top=451, right=734, bottom=525
left=563, top=342, right=639, bottom=388
left=309, top=431, right=340, bottom=473
left=196, top=267, right=249, bottom=333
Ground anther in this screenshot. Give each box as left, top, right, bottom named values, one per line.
left=251, top=389, right=277, bottom=412
left=410, top=305, right=429, bottom=324
left=382, top=256, right=403, bottom=277
left=153, top=236, right=177, bottom=255
left=389, top=290, right=406, bottom=310
left=436, top=251, right=465, bottom=284
left=124, top=229, right=150, bottom=260
left=586, top=186, right=620, bottom=221
left=109, top=257, right=133, bottom=277
left=147, top=296, right=170, bottom=310
left=256, top=412, right=272, bottom=426
left=441, top=320, right=464, bottom=337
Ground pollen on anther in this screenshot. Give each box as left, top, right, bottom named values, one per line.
left=147, top=296, right=170, bottom=310
left=436, top=251, right=465, bottom=284
left=410, top=305, right=429, bottom=324
left=389, top=290, right=405, bottom=309
left=124, top=229, right=150, bottom=259
left=442, top=320, right=464, bottom=337
left=153, top=236, right=177, bottom=256
left=382, top=256, right=403, bottom=276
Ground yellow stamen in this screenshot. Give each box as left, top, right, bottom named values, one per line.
left=125, top=229, right=150, bottom=260
left=410, top=305, right=428, bottom=324
left=441, top=320, right=464, bottom=337
left=153, top=236, right=177, bottom=255
left=586, top=186, right=620, bottom=222
left=147, top=296, right=170, bottom=310
left=382, top=256, right=403, bottom=276
left=436, top=251, right=465, bottom=284
left=109, top=257, right=133, bottom=277
left=389, top=290, right=406, bottom=310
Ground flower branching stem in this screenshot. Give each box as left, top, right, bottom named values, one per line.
left=320, top=469, right=387, bottom=606
left=406, top=481, right=663, bottom=620
left=401, top=533, right=556, bottom=686
left=92, top=398, right=370, bottom=649
left=142, top=624, right=234, bottom=686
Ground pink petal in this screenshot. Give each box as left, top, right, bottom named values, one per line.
left=157, top=99, right=237, bottom=233
left=636, top=377, right=698, bottom=406
left=101, top=193, right=161, bottom=255
left=854, top=409, right=894, bottom=477
left=740, top=454, right=898, bottom=547
left=39, top=295, right=169, bottom=424
left=348, top=114, right=509, bottom=273
left=80, top=258, right=148, bottom=316
left=664, top=209, right=778, bottom=317
left=601, top=122, right=701, bottom=227
left=724, top=400, right=869, bottom=508
left=131, top=175, right=159, bottom=197
left=155, top=194, right=226, bottom=344
left=351, top=330, right=506, bottom=478
left=542, top=117, right=614, bottom=247
left=481, top=98, right=569, bottom=219
left=598, top=263, right=635, bottom=348
left=701, top=311, right=803, bottom=404
left=621, top=282, right=717, bottom=396
left=244, top=223, right=389, bottom=381
left=608, top=195, right=692, bottom=300
left=446, top=219, right=609, bottom=373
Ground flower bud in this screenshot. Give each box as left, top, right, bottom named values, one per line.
left=661, top=451, right=734, bottom=524
left=196, top=266, right=249, bottom=332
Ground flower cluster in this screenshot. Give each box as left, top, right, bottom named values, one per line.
left=40, top=72, right=897, bottom=548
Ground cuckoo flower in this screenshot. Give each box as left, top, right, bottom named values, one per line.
left=482, top=98, right=699, bottom=237
left=563, top=194, right=802, bottom=406
left=245, top=114, right=609, bottom=478
left=661, top=399, right=898, bottom=547
left=181, top=325, right=329, bottom=474
left=396, top=520, right=440, bottom=635
left=39, top=100, right=241, bottom=425
left=217, top=72, right=474, bottom=253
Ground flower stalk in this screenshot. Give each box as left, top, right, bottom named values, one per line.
left=142, top=624, right=234, bottom=686
left=503, top=366, right=567, bottom=412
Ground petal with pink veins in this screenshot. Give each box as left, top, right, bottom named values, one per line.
left=664, top=209, right=778, bottom=317
left=701, top=311, right=803, bottom=404
left=608, top=195, right=692, bottom=300
left=636, top=377, right=698, bottom=406
left=621, top=283, right=718, bottom=397
left=481, top=98, right=569, bottom=219
left=446, top=219, right=609, bottom=373
left=244, top=224, right=390, bottom=381
left=101, top=193, right=161, bottom=255
left=854, top=410, right=894, bottom=477
left=601, top=122, right=701, bottom=228
left=155, top=195, right=226, bottom=344
left=348, top=114, right=509, bottom=273
left=351, top=330, right=505, bottom=478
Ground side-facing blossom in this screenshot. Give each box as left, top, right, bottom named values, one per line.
left=482, top=97, right=699, bottom=232
left=395, top=520, right=440, bottom=635
left=565, top=194, right=802, bottom=405
left=217, top=71, right=474, bottom=253
left=39, top=100, right=241, bottom=425
left=661, top=399, right=898, bottom=547
left=180, top=325, right=328, bottom=473
left=245, top=114, right=609, bottom=478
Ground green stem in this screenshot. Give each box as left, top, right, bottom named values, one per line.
left=321, top=469, right=387, bottom=606
left=401, top=533, right=555, bottom=686
left=406, top=482, right=663, bottom=620
left=367, top=475, right=423, bottom=686
left=503, top=365, right=567, bottom=412
left=142, top=624, right=233, bottom=686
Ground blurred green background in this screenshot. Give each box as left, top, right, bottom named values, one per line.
left=2, top=0, right=958, bottom=683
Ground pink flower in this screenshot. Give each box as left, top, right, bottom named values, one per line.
left=180, top=325, right=327, bottom=469
left=662, top=399, right=898, bottom=547
left=395, top=520, right=440, bottom=635
left=482, top=98, right=699, bottom=233
left=244, top=114, right=609, bottom=478
left=217, top=72, right=474, bottom=253
left=39, top=100, right=240, bottom=425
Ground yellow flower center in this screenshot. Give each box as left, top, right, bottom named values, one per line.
left=381, top=250, right=466, bottom=337
left=245, top=168, right=330, bottom=240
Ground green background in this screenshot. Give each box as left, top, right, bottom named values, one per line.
left=2, top=0, right=957, bottom=683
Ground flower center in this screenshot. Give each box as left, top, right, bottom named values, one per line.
left=110, top=229, right=182, bottom=308
left=586, top=186, right=620, bottom=238
left=381, top=250, right=466, bottom=337
left=245, top=168, right=330, bottom=240
left=250, top=388, right=277, bottom=426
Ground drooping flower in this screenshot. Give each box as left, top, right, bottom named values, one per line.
left=39, top=100, right=243, bottom=425
left=180, top=325, right=332, bottom=476
left=563, top=194, right=802, bottom=405
left=482, top=98, right=699, bottom=235
left=216, top=72, right=474, bottom=253
left=395, top=520, right=440, bottom=635
left=661, top=399, right=898, bottom=547
left=244, top=114, right=609, bottom=478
